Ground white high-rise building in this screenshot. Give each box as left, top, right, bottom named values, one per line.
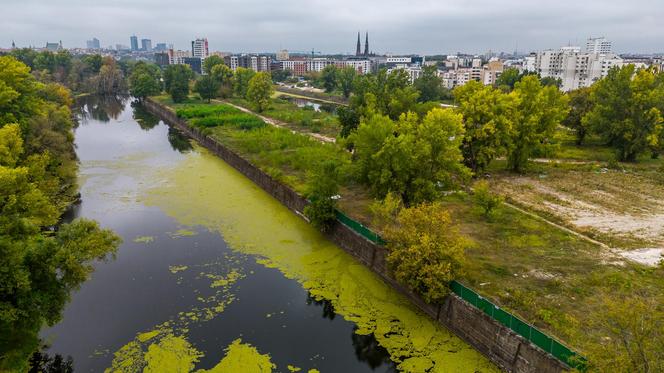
left=586, top=37, right=612, bottom=54
left=530, top=43, right=623, bottom=91
left=191, top=38, right=209, bottom=59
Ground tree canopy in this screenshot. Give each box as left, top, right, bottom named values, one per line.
left=0, top=56, right=120, bottom=371
left=246, top=72, right=274, bottom=112
left=506, top=75, right=568, bottom=172
left=349, top=108, right=469, bottom=205
left=164, top=64, right=193, bottom=103
left=454, top=80, right=514, bottom=173
left=128, top=61, right=161, bottom=99
left=583, top=65, right=664, bottom=161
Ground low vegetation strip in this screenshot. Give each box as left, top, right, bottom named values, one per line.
left=176, top=104, right=266, bottom=130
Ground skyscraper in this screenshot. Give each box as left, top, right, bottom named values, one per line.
left=86, top=37, right=100, bottom=50
left=141, top=38, right=152, bottom=52
left=130, top=35, right=139, bottom=51
left=355, top=32, right=361, bottom=56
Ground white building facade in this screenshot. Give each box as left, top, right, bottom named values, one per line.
left=530, top=45, right=623, bottom=91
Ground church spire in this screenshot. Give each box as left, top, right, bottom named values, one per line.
left=364, top=31, right=369, bottom=56
left=356, top=31, right=361, bottom=56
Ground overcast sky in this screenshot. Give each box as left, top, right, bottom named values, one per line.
left=4, top=0, right=663, bottom=54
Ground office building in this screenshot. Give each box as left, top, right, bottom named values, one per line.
left=141, top=39, right=152, bottom=52
left=130, top=35, right=139, bottom=51
left=86, top=38, right=100, bottom=50
left=154, top=43, right=168, bottom=51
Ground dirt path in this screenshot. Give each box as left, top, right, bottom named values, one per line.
left=214, top=100, right=337, bottom=144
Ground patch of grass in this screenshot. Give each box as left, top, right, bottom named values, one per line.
left=227, top=97, right=340, bottom=138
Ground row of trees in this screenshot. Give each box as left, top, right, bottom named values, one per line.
left=317, top=64, right=452, bottom=102
left=0, top=56, right=121, bottom=371
left=5, top=49, right=127, bottom=95
left=563, top=65, right=664, bottom=161
left=129, top=56, right=276, bottom=113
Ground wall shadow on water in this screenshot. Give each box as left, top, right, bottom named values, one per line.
left=305, top=292, right=397, bottom=372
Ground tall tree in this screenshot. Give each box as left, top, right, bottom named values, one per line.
left=93, top=57, right=125, bottom=95
left=414, top=65, right=444, bottom=102
left=320, top=65, right=338, bottom=93
left=210, top=64, right=234, bottom=98
left=232, top=67, right=255, bottom=97
left=128, top=62, right=161, bottom=100
left=562, top=87, right=593, bottom=145
left=507, top=75, right=568, bottom=172
left=163, top=64, right=193, bottom=103
left=350, top=109, right=469, bottom=205
left=454, top=81, right=514, bottom=173
left=202, top=55, right=224, bottom=75
left=583, top=65, right=664, bottom=161
left=338, top=66, right=357, bottom=98
left=194, top=74, right=220, bottom=103
left=246, top=72, right=274, bottom=112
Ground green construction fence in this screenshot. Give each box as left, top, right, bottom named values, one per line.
left=335, top=209, right=586, bottom=371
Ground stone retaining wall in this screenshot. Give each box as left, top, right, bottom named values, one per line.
left=143, top=98, right=569, bottom=373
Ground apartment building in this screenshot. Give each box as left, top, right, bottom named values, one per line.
left=531, top=43, right=623, bottom=91
left=191, top=38, right=209, bottom=59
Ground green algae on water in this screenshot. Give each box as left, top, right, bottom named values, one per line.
left=133, top=235, right=155, bottom=244
left=202, top=339, right=275, bottom=372
left=142, top=145, right=498, bottom=372
left=168, top=228, right=198, bottom=238
left=169, top=265, right=188, bottom=274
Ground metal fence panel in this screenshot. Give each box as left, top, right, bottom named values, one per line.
left=330, top=210, right=586, bottom=371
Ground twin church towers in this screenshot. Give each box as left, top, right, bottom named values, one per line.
left=355, top=31, right=370, bottom=56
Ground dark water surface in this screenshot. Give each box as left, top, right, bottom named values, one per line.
left=41, top=96, right=395, bottom=372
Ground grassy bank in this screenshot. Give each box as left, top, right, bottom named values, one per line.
left=155, top=97, right=664, bottom=365
left=226, top=96, right=340, bottom=138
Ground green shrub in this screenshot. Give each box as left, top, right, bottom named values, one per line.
left=384, top=202, right=467, bottom=304
left=473, top=180, right=504, bottom=219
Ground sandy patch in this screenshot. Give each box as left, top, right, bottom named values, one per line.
left=617, top=248, right=664, bottom=266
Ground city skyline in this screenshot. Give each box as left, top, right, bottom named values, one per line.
left=4, top=0, right=664, bottom=54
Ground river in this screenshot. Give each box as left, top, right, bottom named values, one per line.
left=40, top=96, right=496, bottom=372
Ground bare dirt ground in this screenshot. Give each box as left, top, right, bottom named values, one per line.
left=493, top=169, right=664, bottom=266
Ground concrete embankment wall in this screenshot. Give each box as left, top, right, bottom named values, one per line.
left=143, top=98, right=569, bottom=373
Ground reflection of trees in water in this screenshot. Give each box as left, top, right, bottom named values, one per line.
left=77, top=95, right=127, bottom=122
left=306, top=292, right=336, bottom=320
left=167, top=127, right=193, bottom=153
left=28, top=347, right=74, bottom=373
left=351, top=327, right=397, bottom=372
left=305, top=292, right=395, bottom=371
left=131, top=101, right=160, bottom=131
